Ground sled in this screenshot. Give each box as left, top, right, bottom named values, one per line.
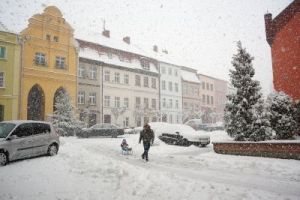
left=121, top=147, right=133, bottom=155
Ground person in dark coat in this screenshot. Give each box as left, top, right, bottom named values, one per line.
left=139, top=124, right=154, bottom=161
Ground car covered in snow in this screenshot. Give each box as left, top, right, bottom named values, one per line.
left=77, top=123, right=124, bottom=138
left=0, top=120, right=60, bottom=166
left=149, top=122, right=210, bottom=147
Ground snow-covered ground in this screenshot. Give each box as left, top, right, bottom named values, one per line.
left=0, top=131, right=300, bottom=200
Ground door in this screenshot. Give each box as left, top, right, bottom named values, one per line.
left=31, top=123, right=51, bottom=156
left=9, top=123, right=35, bottom=160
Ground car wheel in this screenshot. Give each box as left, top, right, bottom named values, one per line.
left=48, top=144, right=58, bottom=156
left=0, top=152, right=8, bottom=166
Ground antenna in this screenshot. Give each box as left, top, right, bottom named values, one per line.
left=102, top=19, right=106, bottom=31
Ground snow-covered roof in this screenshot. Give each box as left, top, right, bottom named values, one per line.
left=0, top=21, right=15, bottom=34
left=79, top=47, right=159, bottom=74
left=0, top=120, right=51, bottom=125
left=75, top=31, right=148, bottom=58
left=181, top=69, right=200, bottom=83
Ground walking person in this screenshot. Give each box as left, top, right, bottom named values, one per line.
left=139, top=124, right=154, bottom=161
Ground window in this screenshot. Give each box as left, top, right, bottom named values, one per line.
left=12, top=123, right=34, bottom=138
left=202, top=95, right=206, bottom=104
left=89, top=93, right=96, bottom=105
left=46, top=34, right=51, bottom=41
left=151, top=99, right=156, bottom=109
left=162, top=80, right=166, bottom=90
left=144, top=98, right=149, bottom=109
left=175, top=83, right=178, bottom=92
left=151, top=78, right=156, bottom=89
left=144, top=76, right=149, bottom=87
left=0, top=46, right=6, bottom=59
left=207, top=95, right=210, bottom=104
left=135, top=75, right=141, bottom=86
left=135, top=97, right=141, bottom=108
left=206, top=83, right=209, bottom=90
left=124, top=98, right=129, bottom=108
left=124, top=74, right=129, bottom=84
left=124, top=117, right=129, bottom=127
left=175, top=100, right=179, bottom=109
left=0, top=105, right=4, bottom=122
left=202, top=82, right=205, bottom=90
left=107, top=52, right=112, bottom=59
left=169, top=114, right=173, bottom=123
left=211, top=96, right=214, bottom=105
left=78, top=91, right=85, bottom=104
left=78, top=65, right=85, bottom=78
left=32, top=123, right=51, bottom=135
left=169, top=99, right=173, bottom=108
left=161, top=66, right=166, bottom=74
left=115, top=72, right=120, bottom=83
left=104, top=96, right=110, bottom=107
left=56, top=56, right=66, bottom=69
left=184, top=102, right=188, bottom=109
left=0, top=72, right=4, bottom=88
left=176, top=115, right=180, bottom=123
left=210, top=84, right=214, bottom=91
left=141, top=59, right=150, bottom=70
left=195, top=104, right=199, bottom=111
left=53, top=36, right=59, bottom=42
left=104, top=71, right=110, bottom=82
left=168, top=82, right=173, bottom=91
left=115, top=97, right=120, bottom=107
left=174, top=69, right=178, bottom=76
left=35, top=52, right=46, bottom=66
left=90, top=66, right=97, bottom=79
left=163, top=98, right=166, bottom=108
left=168, top=68, right=172, bottom=75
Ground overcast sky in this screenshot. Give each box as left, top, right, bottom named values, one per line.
left=0, top=0, right=293, bottom=96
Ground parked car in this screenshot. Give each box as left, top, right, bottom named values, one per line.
left=0, top=120, right=60, bottom=166
left=77, top=123, right=124, bottom=138
left=185, top=119, right=206, bottom=131
left=150, top=122, right=210, bottom=147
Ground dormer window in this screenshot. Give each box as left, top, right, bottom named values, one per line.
left=141, top=59, right=150, bottom=70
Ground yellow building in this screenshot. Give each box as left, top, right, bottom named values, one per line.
left=20, top=6, right=78, bottom=120
left=0, top=24, right=21, bottom=121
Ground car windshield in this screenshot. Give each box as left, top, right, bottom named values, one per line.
left=0, top=123, right=16, bottom=138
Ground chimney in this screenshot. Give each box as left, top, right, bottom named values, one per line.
left=102, top=30, right=110, bottom=38
left=264, top=13, right=274, bottom=46
left=162, top=49, right=168, bottom=54
left=123, top=36, right=130, bottom=44
left=153, top=45, right=158, bottom=52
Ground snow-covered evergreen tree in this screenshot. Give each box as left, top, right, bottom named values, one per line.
left=266, top=91, right=296, bottom=139
left=250, top=99, right=272, bottom=141
left=52, top=91, right=82, bottom=136
left=224, top=41, right=266, bottom=141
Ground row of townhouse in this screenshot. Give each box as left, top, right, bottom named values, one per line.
left=0, top=6, right=228, bottom=127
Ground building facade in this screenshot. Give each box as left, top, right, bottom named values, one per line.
left=213, top=78, right=227, bottom=123
left=20, top=6, right=78, bottom=120
left=159, top=61, right=182, bottom=124
left=197, top=74, right=216, bottom=123
left=77, top=33, right=160, bottom=128
left=264, top=0, right=300, bottom=101
left=0, top=25, right=21, bottom=121
left=77, top=56, right=103, bottom=127
left=181, top=67, right=201, bottom=123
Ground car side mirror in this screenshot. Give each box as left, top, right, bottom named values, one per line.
left=7, top=135, right=17, bottom=141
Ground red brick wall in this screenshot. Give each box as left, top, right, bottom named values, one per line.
left=271, top=12, right=300, bottom=101
left=213, top=142, right=300, bottom=160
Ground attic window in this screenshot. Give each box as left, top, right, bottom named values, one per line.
left=141, top=59, right=150, bottom=70
left=54, top=36, right=59, bottom=42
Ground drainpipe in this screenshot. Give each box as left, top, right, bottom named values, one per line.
left=101, top=63, right=104, bottom=123
left=17, top=35, right=24, bottom=120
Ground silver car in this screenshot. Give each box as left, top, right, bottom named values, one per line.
left=0, top=120, right=60, bottom=166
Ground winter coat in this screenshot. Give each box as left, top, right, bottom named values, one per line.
left=139, top=128, right=154, bottom=144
